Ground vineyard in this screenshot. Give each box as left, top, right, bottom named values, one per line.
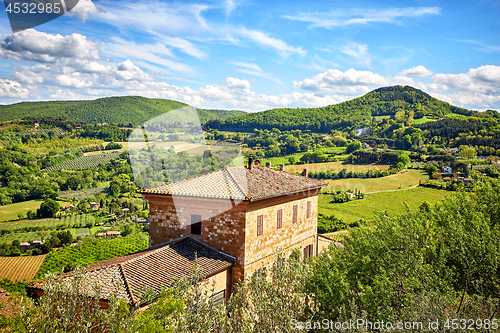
left=20, top=128, right=65, bottom=136
left=0, top=214, right=98, bottom=244
left=42, top=152, right=121, bottom=172
left=35, top=233, right=149, bottom=279
left=0, top=255, right=47, bottom=282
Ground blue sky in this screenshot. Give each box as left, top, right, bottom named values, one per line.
left=0, top=0, right=498, bottom=111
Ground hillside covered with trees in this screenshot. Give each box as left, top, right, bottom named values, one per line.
left=0, top=96, right=245, bottom=126
left=207, top=86, right=474, bottom=132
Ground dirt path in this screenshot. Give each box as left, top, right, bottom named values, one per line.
left=365, top=184, right=420, bottom=195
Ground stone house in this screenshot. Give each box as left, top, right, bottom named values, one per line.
left=141, top=159, right=327, bottom=286
left=29, top=159, right=330, bottom=307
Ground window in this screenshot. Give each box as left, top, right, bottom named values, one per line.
left=292, top=205, right=298, bottom=223
left=277, top=209, right=283, bottom=229
left=257, top=215, right=263, bottom=236
left=303, top=244, right=314, bottom=260
left=190, top=214, right=202, bottom=235
left=306, top=201, right=311, bottom=218
left=211, top=289, right=225, bottom=308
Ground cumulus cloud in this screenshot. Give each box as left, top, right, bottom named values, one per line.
left=283, top=7, right=441, bottom=29
left=67, top=0, right=105, bottom=21
left=225, top=77, right=251, bottom=90
left=400, top=65, right=433, bottom=77
left=430, top=65, right=500, bottom=94
left=0, top=30, right=99, bottom=63
left=294, top=68, right=389, bottom=94
left=0, top=78, right=30, bottom=98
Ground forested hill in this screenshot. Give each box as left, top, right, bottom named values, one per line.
left=0, top=96, right=246, bottom=126
left=208, top=86, right=473, bottom=132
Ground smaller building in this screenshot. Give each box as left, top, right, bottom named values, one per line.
left=28, top=237, right=234, bottom=308
left=20, top=242, right=30, bottom=251
left=89, top=202, right=100, bottom=210
left=106, top=231, right=121, bottom=237
left=441, top=166, right=452, bottom=173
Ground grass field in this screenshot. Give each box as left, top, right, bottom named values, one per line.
left=0, top=200, right=66, bottom=222
left=412, top=117, right=437, bottom=125
left=319, top=186, right=450, bottom=223
left=58, top=187, right=107, bottom=200
left=320, top=169, right=428, bottom=193
left=285, top=161, right=391, bottom=174
left=0, top=255, right=47, bottom=282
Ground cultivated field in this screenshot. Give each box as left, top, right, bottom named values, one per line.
left=319, top=186, right=450, bottom=223
left=320, top=169, right=428, bottom=193
left=42, top=152, right=121, bottom=172
left=285, top=161, right=392, bottom=174
left=84, top=141, right=237, bottom=156
left=0, top=200, right=66, bottom=222
left=0, top=255, right=47, bottom=282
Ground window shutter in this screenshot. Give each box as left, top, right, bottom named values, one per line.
left=306, top=201, right=311, bottom=218
left=257, top=215, right=263, bottom=236
left=277, top=209, right=283, bottom=229
left=292, top=205, right=298, bottom=223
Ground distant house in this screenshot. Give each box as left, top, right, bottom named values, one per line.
left=135, top=218, right=148, bottom=224
left=441, top=166, right=452, bottom=173
left=20, top=242, right=30, bottom=251
left=89, top=202, right=100, bottom=210
left=121, top=208, right=130, bottom=214
left=96, top=233, right=106, bottom=238
left=34, top=122, right=39, bottom=128
left=106, top=231, right=121, bottom=237
left=64, top=204, right=75, bottom=211
left=31, top=240, right=42, bottom=248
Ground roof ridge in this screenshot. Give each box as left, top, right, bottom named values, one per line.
left=224, top=167, right=248, bottom=200
left=119, top=263, right=136, bottom=305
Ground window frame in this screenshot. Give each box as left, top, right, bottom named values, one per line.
left=190, top=214, right=202, bottom=235
left=306, top=201, right=311, bottom=218
left=292, top=204, right=298, bottom=223
left=257, top=215, right=264, bottom=236
left=277, top=209, right=283, bottom=229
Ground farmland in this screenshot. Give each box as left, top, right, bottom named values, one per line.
left=0, top=255, right=47, bottom=282
left=285, top=161, right=391, bottom=174
left=320, top=169, right=429, bottom=193
left=319, top=186, right=450, bottom=223
left=0, top=200, right=67, bottom=222
left=42, top=151, right=122, bottom=172
left=36, top=233, right=149, bottom=279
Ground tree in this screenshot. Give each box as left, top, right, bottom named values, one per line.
left=39, top=199, right=60, bottom=218
left=345, top=140, right=362, bottom=153
left=397, top=152, right=410, bottom=167
left=459, top=146, right=477, bottom=159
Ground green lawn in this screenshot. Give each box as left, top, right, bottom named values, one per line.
left=412, top=117, right=437, bottom=125
left=321, top=169, right=428, bottom=193
left=0, top=200, right=66, bottom=222
left=319, top=186, right=450, bottom=223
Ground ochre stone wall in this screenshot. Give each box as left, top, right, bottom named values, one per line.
left=243, top=193, right=318, bottom=277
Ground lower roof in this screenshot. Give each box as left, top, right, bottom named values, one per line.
left=30, top=236, right=234, bottom=305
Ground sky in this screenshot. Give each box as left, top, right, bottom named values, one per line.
left=0, top=0, right=498, bottom=112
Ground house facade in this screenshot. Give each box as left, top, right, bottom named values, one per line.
left=142, top=159, right=327, bottom=284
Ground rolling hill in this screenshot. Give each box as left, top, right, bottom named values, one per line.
left=0, top=96, right=246, bottom=126
left=209, top=86, right=473, bottom=132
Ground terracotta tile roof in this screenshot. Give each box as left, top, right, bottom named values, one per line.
left=29, top=237, right=234, bottom=306
left=140, top=165, right=326, bottom=201
left=0, top=287, right=17, bottom=317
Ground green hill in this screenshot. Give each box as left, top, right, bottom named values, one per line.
left=212, top=86, right=473, bottom=132
left=0, top=96, right=246, bottom=126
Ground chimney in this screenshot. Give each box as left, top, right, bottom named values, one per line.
left=248, top=157, right=253, bottom=170
left=302, top=168, right=308, bottom=177
left=279, top=164, right=284, bottom=171
left=265, top=162, right=271, bottom=168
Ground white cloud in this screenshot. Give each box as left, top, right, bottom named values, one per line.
left=226, top=77, right=251, bottom=90
left=237, top=28, right=306, bottom=57
left=102, top=38, right=194, bottom=74
left=294, top=68, right=389, bottom=94
left=430, top=65, right=500, bottom=94
left=400, top=65, right=433, bottom=77
left=283, top=7, right=441, bottom=29
left=0, top=30, right=99, bottom=63
left=68, top=0, right=105, bottom=21
left=225, top=0, right=236, bottom=16
left=0, top=78, right=30, bottom=98
left=231, top=61, right=282, bottom=84
left=341, top=43, right=371, bottom=68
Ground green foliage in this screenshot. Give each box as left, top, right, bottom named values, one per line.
left=307, top=178, right=500, bottom=324
left=317, top=213, right=358, bottom=233
left=345, top=140, right=362, bottom=153
left=42, top=152, right=122, bottom=172
left=36, top=233, right=149, bottom=279
left=39, top=199, right=60, bottom=218
left=0, top=96, right=245, bottom=126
